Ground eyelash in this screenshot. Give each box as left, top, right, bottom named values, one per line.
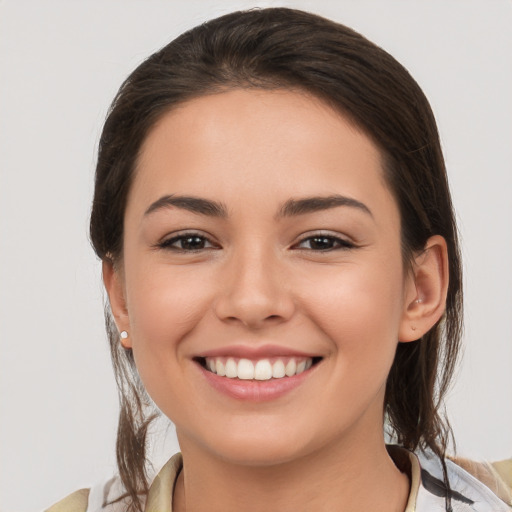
left=158, top=231, right=355, bottom=253
left=292, top=234, right=355, bottom=252
left=158, top=232, right=218, bottom=252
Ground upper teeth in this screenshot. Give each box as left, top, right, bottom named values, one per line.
left=205, top=357, right=313, bottom=380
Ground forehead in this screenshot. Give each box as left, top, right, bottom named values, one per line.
left=131, top=89, right=395, bottom=220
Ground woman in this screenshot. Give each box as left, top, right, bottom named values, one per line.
left=46, top=7, right=511, bottom=512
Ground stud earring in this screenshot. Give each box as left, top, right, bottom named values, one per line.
left=120, top=330, right=130, bottom=348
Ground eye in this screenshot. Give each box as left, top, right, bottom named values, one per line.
left=158, top=232, right=218, bottom=252
left=294, top=234, right=354, bottom=251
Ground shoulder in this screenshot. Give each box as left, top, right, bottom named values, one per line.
left=45, top=474, right=136, bottom=512
left=414, top=449, right=512, bottom=511
left=450, top=455, right=512, bottom=507
left=44, top=488, right=89, bottom=512
left=44, top=453, right=183, bottom=512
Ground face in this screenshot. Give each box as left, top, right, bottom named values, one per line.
left=109, top=89, right=418, bottom=466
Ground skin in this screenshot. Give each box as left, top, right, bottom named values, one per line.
left=104, top=89, right=448, bottom=511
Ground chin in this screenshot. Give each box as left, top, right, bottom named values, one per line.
left=183, top=417, right=322, bottom=467
left=212, top=438, right=312, bottom=467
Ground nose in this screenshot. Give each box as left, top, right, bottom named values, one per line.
left=213, top=246, right=296, bottom=329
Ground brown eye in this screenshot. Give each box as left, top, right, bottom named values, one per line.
left=180, top=236, right=207, bottom=250
left=159, top=233, right=217, bottom=251
left=296, top=235, right=354, bottom=251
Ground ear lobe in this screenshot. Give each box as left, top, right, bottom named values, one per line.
left=102, top=260, right=132, bottom=348
left=399, top=235, right=449, bottom=342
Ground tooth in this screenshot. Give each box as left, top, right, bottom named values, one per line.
left=237, top=359, right=254, bottom=380
left=209, top=356, right=314, bottom=380
left=254, top=359, right=272, bottom=380
left=285, top=359, right=297, bottom=377
left=216, top=360, right=226, bottom=377
left=225, top=358, right=237, bottom=378
left=272, top=360, right=286, bottom=378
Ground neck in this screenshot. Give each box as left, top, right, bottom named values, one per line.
left=173, top=431, right=409, bottom=512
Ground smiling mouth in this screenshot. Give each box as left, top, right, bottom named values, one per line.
left=195, top=356, right=323, bottom=381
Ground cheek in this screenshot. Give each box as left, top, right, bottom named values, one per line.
left=299, top=258, right=405, bottom=359
left=298, top=264, right=405, bottom=427
left=122, top=264, right=218, bottom=418
left=124, top=264, right=214, bottom=359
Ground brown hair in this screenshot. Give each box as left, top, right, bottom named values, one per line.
left=90, top=8, right=463, bottom=511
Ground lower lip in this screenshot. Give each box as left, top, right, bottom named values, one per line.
left=197, top=363, right=316, bottom=401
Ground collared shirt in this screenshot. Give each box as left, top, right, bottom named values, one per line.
left=45, top=449, right=512, bottom=512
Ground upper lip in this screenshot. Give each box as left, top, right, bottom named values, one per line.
left=196, top=344, right=321, bottom=359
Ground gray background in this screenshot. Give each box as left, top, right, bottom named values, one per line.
left=1, top=1, right=511, bottom=510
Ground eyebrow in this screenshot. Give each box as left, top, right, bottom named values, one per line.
left=144, top=193, right=372, bottom=219
left=144, top=195, right=228, bottom=217
left=277, top=195, right=373, bottom=218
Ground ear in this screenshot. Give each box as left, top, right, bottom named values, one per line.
left=399, top=235, right=449, bottom=342
left=102, top=260, right=132, bottom=349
